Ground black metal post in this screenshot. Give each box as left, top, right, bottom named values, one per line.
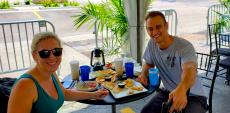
left=112, top=105, right=116, bottom=113
left=137, top=0, right=141, bottom=64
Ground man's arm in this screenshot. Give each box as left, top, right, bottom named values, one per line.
left=137, top=63, right=155, bottom=86
left=169, top=61, right=197, bottom=113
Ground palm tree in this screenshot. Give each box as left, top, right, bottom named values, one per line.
left=216, top=0, right=230, bottom=31
left=72, top=0, right=128, bottom=55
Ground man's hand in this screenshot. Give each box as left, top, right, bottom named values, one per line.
left=136, top=75, right=148, bottom=86
left=168, top=85, right=188, bottom=113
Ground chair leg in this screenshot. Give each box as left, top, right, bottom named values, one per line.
left=206, top=55, right=213, bottom=77
left=225, top=69, right=230, bottom=85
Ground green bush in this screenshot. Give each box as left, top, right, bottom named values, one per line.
left=25, top=0, right=32, bottom=5
left=33, top=0, right=65, bottom=4
left=63, top=0, right=69, bottom=6
left=63, top=0, right=79, bottom=7
left=42, top=0, right=60, bottom=7
left=0, top=0, right=10, bottom=9
left=217, top=0, right=230, bottom=31
left=69, top=1, right=79, bottom=6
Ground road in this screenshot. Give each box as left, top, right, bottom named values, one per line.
left=0, top=8, right=94, bottom=38
left=0, top=0, right=220, bottom=55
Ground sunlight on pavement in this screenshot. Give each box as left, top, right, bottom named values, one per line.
left=120, top=107, right=135, bottom=113
left=32, top=11, right=43, bottom=19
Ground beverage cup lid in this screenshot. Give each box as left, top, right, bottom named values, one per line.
left=114, top=58, right=123, bottom=62
left=70, top=60, right=79, bottom=64
left=149, top=68, right=158, bottom=72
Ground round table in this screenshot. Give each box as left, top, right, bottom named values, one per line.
left=62, top=74, right=158, bottom=113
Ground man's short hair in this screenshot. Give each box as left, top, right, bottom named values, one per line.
left=145, top=11, right=167, bottom=23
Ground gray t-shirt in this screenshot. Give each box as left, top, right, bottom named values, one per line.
left=143, top=36, right=205, bottom=97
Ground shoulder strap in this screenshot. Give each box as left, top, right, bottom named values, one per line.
left=18, top=74, right=39, bottom=84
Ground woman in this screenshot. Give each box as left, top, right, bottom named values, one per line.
left=7, top=32, right=109, bottom=113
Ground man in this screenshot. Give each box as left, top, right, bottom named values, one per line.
left=137, top=11, right=207, bottom=113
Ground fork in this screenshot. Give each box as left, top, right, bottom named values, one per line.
left=80, top=81, right=86, bottom=86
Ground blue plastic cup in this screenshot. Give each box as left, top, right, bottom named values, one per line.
left=80, top=65, right=91, bottom=81
left=125, top=62, right=134, bottom=78
left=148, top=68, right=159, bottom=86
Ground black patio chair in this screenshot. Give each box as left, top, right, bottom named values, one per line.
left=161, top=53, right=219, bottom=113
left=218, top=57, right=230, bottom=85
left=217, top=34, right=230, bottom=85
left=207, top=24, right=230, bottom=84
left=196, top=52, right=219, bottom=113
left=208, top=23, right=230, bottom=56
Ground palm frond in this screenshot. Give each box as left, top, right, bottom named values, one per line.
left=72, top=0, right=129, bottom=55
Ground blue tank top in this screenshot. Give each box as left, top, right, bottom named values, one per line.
left=18, top=74, right=64, bottom=113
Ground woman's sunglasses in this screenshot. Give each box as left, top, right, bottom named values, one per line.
left=38, top=48, right=63, bottom=59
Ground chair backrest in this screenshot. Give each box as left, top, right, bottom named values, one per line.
left=207, top=4, right=227, bottom=44
left=218, top=33, right=230, bottom=48
left=208, top=23, right=222, bottom=54
left=196, top=52, right=219, bottom=113
left=208, top=23, right=230, bottom=56
left=0, top=20, right=55, bottom=74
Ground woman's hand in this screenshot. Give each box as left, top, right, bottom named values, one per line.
left=93, top=89, right=109, bottom=100
left=136, top=75, right=148, bottom=86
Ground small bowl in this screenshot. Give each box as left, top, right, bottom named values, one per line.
left=104, top=75, right=112, bottom=81
left=117, top=82, right=125, bottom=88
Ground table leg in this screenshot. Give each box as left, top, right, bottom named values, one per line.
left=112, top=105, right=116, bottom=113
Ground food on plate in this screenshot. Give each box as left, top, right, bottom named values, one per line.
left=111, top=74, right=117, bottom=82
left=103, top=82, right=115, bottom=90
left=131, top=86, right=144, bottom=91
left=96, top=76, right=105, bottom=84
left=96, top=69, right=116, bottom=75
left=127, top=89, right=134, bottom=95
left=105, top=62, right=113, bottom=69
left=124, top=78, right=134, bottom=87
left=117, top=82, right=125, bottom=88
left=113, top=85, right=122, bottom=93
left=75, top=81, right=98, bottom=91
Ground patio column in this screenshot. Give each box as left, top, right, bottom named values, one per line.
left=123, top=0, right=151, bottom=64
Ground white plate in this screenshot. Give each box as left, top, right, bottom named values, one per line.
left=89, top=72, right=101, bottom=79
left=89, top=69, right=116, bottom=79
left=109, top=80, right=148, bottom=99
left=75, top=81, right=98, bottom=91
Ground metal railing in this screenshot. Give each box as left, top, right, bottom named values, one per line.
left=94, top=9, right=178, bottom=55
left=159, top=9, right=178, bottom=36
left=0, top=20, right=55, bottom=74
left=148, top=9, right=178, bottom=36
left=207, top=4, right=227, bottom=44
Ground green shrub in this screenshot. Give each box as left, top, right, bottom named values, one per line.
left=0, top=0, right=10, bottom=9
left=217, top=0, right=230, bottom=31
left=63, top=0, right=69, bottom=6
left=63, top=0, right=79, bottom=7
left=25, top=0, right=32, bottom=5
left=42, top=0, right=60, bottom=7
left=34, top=0, right=64, bottom=4
left=69, top=1, right=79, bottom=6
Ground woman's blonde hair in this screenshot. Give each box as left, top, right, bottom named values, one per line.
left=31, top=32, right=62, bottom=52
